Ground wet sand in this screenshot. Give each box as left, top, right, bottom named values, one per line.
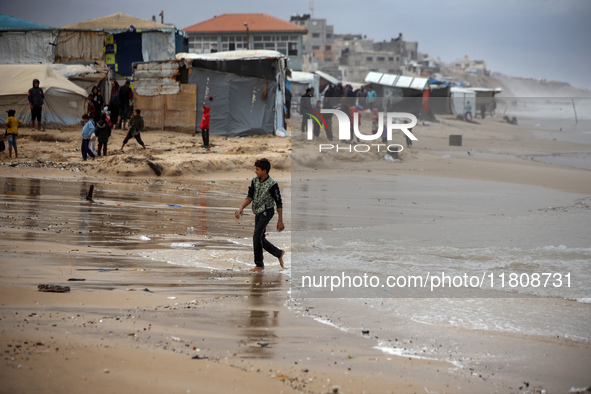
left=1, top=115, right=591, bottom=392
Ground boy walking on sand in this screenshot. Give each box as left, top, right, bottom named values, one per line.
left=80, top=114, right=96, bottom=161
left=5, top=109, right=24, bottom=158
left=235, top=158, right=285, bottom=272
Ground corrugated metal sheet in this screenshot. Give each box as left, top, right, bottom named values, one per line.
left=365, top=72, right=429, bottom=90
left=133, top=60, right=181, bottom=96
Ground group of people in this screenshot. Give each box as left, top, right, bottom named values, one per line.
left=3, top=78, right=147, bottom=161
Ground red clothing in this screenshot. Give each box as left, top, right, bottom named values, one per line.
left=199, top=106, right=210, bottom=129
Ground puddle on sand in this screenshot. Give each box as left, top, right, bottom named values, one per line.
left=0, top=177, right=257, bottom=249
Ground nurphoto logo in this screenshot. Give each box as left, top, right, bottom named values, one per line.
left=303, top=108, right=418, bottom=153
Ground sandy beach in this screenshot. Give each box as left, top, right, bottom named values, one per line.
left=1, top=113, right=591, bottom=393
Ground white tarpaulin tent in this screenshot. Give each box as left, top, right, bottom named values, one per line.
left=0, top=64, right=88, bottom=125
left=450, top=87, right=476, bottom=117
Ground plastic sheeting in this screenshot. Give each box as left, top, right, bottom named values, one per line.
left=0, top=64, right=87, bottom=126
left=189, top=69, right=277, bottom=136
left=55, top=30, right=105, bottom=64
left=141, top=31, right=175, bottom=62
left=0, top=30, right=57, bottom=64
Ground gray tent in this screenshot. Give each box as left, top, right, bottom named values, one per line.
left=178, top=50, right=287, bottom=136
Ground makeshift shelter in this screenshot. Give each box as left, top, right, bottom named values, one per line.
left=314, top=70, right=340, bottom=95
left=466, top=87, right=502, bottom=117
left=288, top=71, right=319, bottom=110
left=60, top=13, right=188, bottom=78
left=132, top=60, right=196, bottom=131
left=450, top=87, right=476, bottom=118
left=177, top=50, right=287, bottom=136
left=0, top=14, right=58, bottom=64
left=364, top=71, right=429, bottom=115
left=0, top=64, right=87, bottom=126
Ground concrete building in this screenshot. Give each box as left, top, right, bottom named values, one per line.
left=183, top=13, right=307, bottom=70
left=289, top=14, right=334, bottom=64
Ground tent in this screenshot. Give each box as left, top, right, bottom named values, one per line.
left=450, top=87, right=476, bottom=118
left=0, top=64, right=88, bottom=126
left=178, top=50, right=287, bottom=137
left=0, top=14, right=58, bottom=64
left=61, top=13, right=188, bottom=78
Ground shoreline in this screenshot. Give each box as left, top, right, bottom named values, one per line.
left=2, top=115, right=591, bottom=392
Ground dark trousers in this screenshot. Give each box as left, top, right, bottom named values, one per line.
left=253, top=208, right=282, bottom=267
left=301, top=114, right=311, bottom=134
left=325, top=116, right=333, bottom=140
left=201, top=128, right=209, bottom=147
left=81, top=139, right=95, bottom=160
left=123, top=128, right=145, bottom=147
left=97, top=141, right=108, bottom=156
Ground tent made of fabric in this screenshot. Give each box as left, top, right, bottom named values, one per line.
left=0, top=64, right=88, bottom=125
left=450, top=87, right=476, bottom=117
left=179, top=50, right=287, bottom=136
left=0, top=14, right=57, bottom=64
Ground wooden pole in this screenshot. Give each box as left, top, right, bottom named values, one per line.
left=572, top=98, right=578, bottom=125
left=86, top=184, right=94, bottom=200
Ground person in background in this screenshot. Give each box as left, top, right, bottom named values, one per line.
left=118, top=79, right=132, bottom=129
left=90, top=85, right=104, bottom=124
left=5, top=109, right=24, bottom=158
left=28, top=78, right=44, bottom=131
left=108, top=81, right=120, bottom=128
left=199, top=105, right=211, bottom=150
left=299, top=88, right=313, bottom=136
left=80, top=114, right=96, bottom=161
left=285, top=88, right=292, bottom=119
left=464, top=101, right=472, bottom=121
left=95, top=113, right=112, bottom=156
left=120, top=109, right=146, bottom=151
left=366, top=86, right=377, bottom=110
left=86, top=95, right=96, bottom=121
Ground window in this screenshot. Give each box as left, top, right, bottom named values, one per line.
left=366, top=57, right=373, bottom=62
left=189, top=36, right=218, bottom=53
left=377, top=57, right=385, bottom=62
left=388, top=57, right=394, bottom=61
left=288, top=42, right=298, bottom=56
left=251, top=35, right=299, bottom=56
left=326, top=34, right=332, bottom=39
left=325, top=45, right=331, bottom=51
left=221, top=35, right=245, bottom=51
left=312, top=33, right=320, bottom=38
left=325, top=57, right=332, bottom=62
left=312, top=45, right=321, bottom=50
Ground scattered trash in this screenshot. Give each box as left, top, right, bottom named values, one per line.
left=383, top=155, right=401, bottom=163
left=171, top=336, right=183, bottom=342
left=171, top=242, right=196, bottom=247
left=140, top=235, right=151, bottom=241
left=191, top=355, right=209, bottom=360
left=98, top=269, right=109, bottom=273
left=187, top=227, right=194, bottom=233
left=362, top=330, right=370, bottom=335
left=257, top=342, right=269, bottom=347
left=467, top=149, right=475, bottom=156
left=167, top=204, right=181, bottom=207
left=67, top=278, right=86, bottom=282
left=143, top=288, right=153, bottom=293
left=167, top=296, right=177, bottom=300
left=38, top=284, right=70, bottom=293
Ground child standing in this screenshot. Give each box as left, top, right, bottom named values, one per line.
left=95, top=113, right=112, bottom=156
left=81, top=114, right=96, bottom=161
left=5, top=109, right=24, bottom=158
left=235, top=158, right=285, bottom=272
left=199, top=105, right=210, bottom=150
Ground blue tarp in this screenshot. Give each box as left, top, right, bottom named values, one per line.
left=0, top=14, right=53, bottom=30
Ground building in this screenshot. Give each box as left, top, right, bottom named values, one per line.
left=183, top=13, right=307, bottom=70
left=289, top=14, right=334, bottom=64
left=61, top=13, right=188, bottom=78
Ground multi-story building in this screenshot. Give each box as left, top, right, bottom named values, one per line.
left=289, top=14, right=334, bottom=64
left=183, top=13, right=307, bottom=70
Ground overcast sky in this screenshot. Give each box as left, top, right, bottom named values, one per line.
left=4, top=0, right=590, bottom=89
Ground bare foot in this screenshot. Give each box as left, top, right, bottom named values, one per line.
left=249, top=267, right=264, bottom=272
left=278, top=250, right=285, bottom=268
